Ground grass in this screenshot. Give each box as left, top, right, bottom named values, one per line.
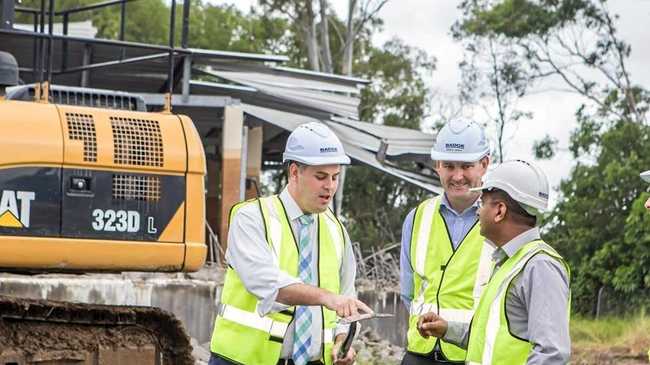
left=571, top=314, right=650, bottom=364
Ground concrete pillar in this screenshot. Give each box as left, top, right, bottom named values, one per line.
left=206, top=155, right=220, bottom=244
left=219, top=106, right=244, bottom=252
left=245, top=127, right=263, bottom=199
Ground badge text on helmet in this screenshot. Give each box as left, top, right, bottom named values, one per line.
left=445, top=143, right=465, bottom=152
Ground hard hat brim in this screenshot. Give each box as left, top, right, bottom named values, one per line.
left=283, top=153, right=351, bottom=166
left=469, top=186, right=486, bottom=192
left=431, top=150, right=489, bottom=163
left=470, top=182, right=546, bottom=215
left=641, top=170, right=650, bottom=183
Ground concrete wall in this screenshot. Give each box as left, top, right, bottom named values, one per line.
left=0, top=268, right=224, bottom=345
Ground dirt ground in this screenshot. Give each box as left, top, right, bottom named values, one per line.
left=572, top=346, right=649, bottom=365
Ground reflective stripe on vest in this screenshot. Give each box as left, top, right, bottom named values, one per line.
left=210, top=195, right=345, bottom=365
left=466, top=240, right=570, bottom=365
left=217, top=303, right=335, bottom=343
left=407, top=196, right=493, bottom=361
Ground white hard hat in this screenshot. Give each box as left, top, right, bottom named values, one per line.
left=471, top=159, right=549, bottom=216
left=641, top=170, right=650, bottom=183
left=283, top=122, right=351, bottom=165
left=431, top=120, right=490, bottom=162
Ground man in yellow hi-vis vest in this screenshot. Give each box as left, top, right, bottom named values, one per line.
left=400, top=120, right=493, bottom=365
left=418, top=160, right=571, bottom=365
left=208, top=122, right=372, bottom=365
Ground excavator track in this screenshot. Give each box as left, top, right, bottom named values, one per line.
left=0, top=295, right=195, bottom=365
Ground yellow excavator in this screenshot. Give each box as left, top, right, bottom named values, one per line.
left=0, top=51, right=206, bottom=364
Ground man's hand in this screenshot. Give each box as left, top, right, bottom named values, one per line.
left=332, top=333, right=356, bottom=365
left=323, top=294, right=373, bottom=318
left=417, top=312, right=448, bottom=339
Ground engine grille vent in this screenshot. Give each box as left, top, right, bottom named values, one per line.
left=112, top=174, right=161, bottom=201
left=110, top=117, right=164, bottom=167
left=65, top=113, right=97, bottom=162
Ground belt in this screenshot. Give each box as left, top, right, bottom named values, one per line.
left=276, top=360, right=324, bottom=365
left=406, top=350, right=463, bottom=365
left=429, top=351, right=463, bottom=364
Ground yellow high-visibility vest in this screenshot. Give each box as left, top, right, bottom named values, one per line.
left=210, top=195, right=345, bottom=365
left=407, top=196, right=493, bottom=362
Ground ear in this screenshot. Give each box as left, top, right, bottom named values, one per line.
left=479, top=156, right=489, bottom=172
left=288, top=163, right=299, bottom=182
left=433, top=160, right=442, bottom=174
left=494, top=202, right=507, bottom=223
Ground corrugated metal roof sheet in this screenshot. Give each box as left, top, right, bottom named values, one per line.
left=242, top=104, right=441, bottom=193
left=207, top=69, right=361, bottom=119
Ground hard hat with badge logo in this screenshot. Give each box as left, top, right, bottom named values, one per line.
left=283, top=122, right=351, bottom=166
left=471, top=159, right=549, bottom=217
left=431, top=119, right=490, bottom=162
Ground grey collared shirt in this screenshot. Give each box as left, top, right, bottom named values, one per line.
left=224, top=188, right=356, bottom=361
left=443, top=227, right=571, bottom=364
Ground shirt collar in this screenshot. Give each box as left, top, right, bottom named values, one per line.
left=440, top=193, right=480, bottom=216
left=493, top=227, right=541, bottom=260
left=279, top=187, right=310, bottom=221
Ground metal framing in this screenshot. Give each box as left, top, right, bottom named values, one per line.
left=10, top=0, right=182, bottom=93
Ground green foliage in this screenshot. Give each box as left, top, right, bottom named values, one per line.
left=17, top=0, right=292, bottom=53
left=340, top=39, right=434, bottom=249
left=342, top=166, right=428, bottom=249
left=545, top=119, right=650, bottom=314
left=356, top=39, right=435, bottom=130
left=457, top=0, right=589, bottom=38
left=532, top=134, right=558, bottom=159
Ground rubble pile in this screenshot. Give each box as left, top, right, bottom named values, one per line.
left=354, top=327, right=405, bottom=365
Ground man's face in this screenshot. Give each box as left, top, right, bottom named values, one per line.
left=435, top=158, right=488, bottom=201
left=477, top=192, right=504, bottom=240
left=290, top=163, right=341, bottom=213
left=645, top=197, right=650, bottom=211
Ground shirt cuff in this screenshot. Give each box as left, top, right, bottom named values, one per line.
left=256, top=271, right=301, bottom=317
left=443, top=321, right=469, bottom=349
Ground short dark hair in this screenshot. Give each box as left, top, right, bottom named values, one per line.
left=285, top=160, right=307, bottom=174
left=483, top=189, right=537, bottom=227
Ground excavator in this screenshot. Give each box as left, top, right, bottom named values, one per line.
left=0, top=50, right=206, bottom=364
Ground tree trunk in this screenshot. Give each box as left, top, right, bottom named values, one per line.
left=303, top=1, right=320, bottom=72
left=342, top=0, right=357, bottom=76
left=319, top=0, right=333, bottom=73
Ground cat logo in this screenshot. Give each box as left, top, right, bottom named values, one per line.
left=0, top=190, right=35, bottom=228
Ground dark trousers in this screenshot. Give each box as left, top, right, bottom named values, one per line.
left=209, top=354, right=238, bottom=365
left=209, top=353, right=324, bottom=365
left=401, top=351, right=464, bottom=365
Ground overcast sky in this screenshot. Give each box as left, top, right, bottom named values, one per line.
left=213, top=0, right=650, bottom=205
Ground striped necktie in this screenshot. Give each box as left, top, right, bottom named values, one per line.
left=292, top=214, right=314, bottom=365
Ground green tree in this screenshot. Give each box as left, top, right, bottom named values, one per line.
left=455, top=0, right=650, bottom=314
left=544, top=116, right=650, bottom=314
left=343, top=38, right=435, bottom=249
left=455, top=0, right=646, bottom=158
